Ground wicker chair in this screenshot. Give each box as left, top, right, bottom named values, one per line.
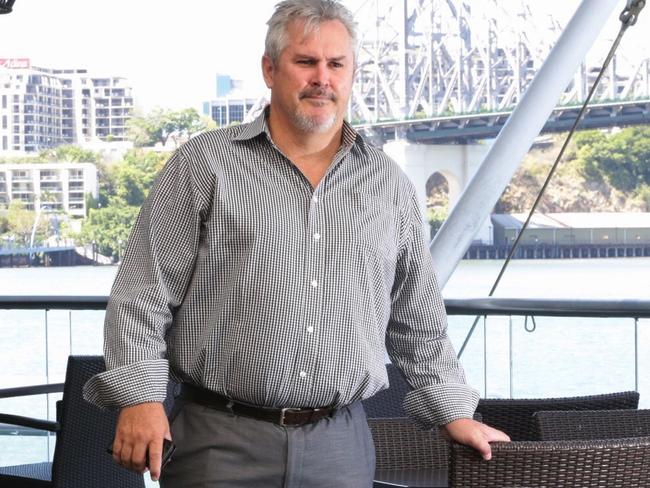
left=476, top=390, right=640, bottom=441
left=0, top=356, right=145, bottom=488
left=534, top=408, right=650, bottom=441
left=363, top=363, right=411, bottom=418
left=369, top=417, right=449, bottom=488
left=369, top=414, right=483, bottom=488
left=448, top=437, right=650, bottom=487
left=362, top=363, right=639, bottom=440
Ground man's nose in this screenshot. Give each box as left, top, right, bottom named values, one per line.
left=310, top=62, right=330, bottom=86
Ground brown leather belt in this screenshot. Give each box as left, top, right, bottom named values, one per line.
left=179, top=384, right=336, bottom=427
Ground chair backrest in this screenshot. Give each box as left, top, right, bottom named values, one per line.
left=534, top=408, right=650, bottom=441
left=362, top=363, right=411, bottom=418
left=449, top=437, right=650, bottom=488
left=369, top=413, right=482, bottom=471
left=476, top=390, right=639, bottom=441
left=51, top=355, right=145, bottom=488
left=368, top=417, right=448, bottom=470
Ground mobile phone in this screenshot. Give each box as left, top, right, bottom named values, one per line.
left=106, top=438, right=176, bottom=471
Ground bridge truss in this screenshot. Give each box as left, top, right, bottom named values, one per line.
left=349, top=0, right=650, bottom=124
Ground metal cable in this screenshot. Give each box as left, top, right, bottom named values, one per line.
left=457, top=0, right=645, bottom=358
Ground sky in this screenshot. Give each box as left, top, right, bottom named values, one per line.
left=0, top=0, right=647, bottom=113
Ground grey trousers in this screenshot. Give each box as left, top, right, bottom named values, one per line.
left=159, top=400, right=375, bottom=488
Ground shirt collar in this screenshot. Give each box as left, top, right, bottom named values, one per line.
left=232, top=107, right=269, bottom=141
left=233, top=105, right=368, bottom=155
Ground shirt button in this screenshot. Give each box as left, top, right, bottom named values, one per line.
left=310, top=280, right=318, bottom=288
left=299, top=371, right=307, bottom=378
left=313, top=233, right=321, bottom=241
left=306, top=326, right=314, bottom=333
left=312, top=196, right=319, bottom=203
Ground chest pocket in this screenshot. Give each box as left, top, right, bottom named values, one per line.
left=352, top=192, right=399, bottom=268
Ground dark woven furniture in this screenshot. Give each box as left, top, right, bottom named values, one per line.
left=363, top=363, right=411, bottom=418
left=361, top=363, right=639, bottom=440
left=534, top=408, right=650, bottom=441
left=449, top=437, right=650, bottom=488
left=0, top=355, right=145, bottom=488
left=370, top=414, right=483, bottom=488
left=370, top=417, right=449, bottom=470
left=476, top=390, right=640, bottom=441
left=370, top=417, right=448, bottom=488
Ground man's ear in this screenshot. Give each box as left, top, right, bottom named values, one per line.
left=261, top=55, right=275, bottom=89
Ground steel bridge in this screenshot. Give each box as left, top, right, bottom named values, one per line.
left=348, top=0, right=650, bottom=141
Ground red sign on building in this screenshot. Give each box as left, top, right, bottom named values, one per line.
left=0, top=58, right=31, bottom=69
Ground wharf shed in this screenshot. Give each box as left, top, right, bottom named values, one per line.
left=492, top=212, right=650, bottom=246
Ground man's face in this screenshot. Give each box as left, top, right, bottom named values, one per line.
left=262, top=19, right=354, bottom=134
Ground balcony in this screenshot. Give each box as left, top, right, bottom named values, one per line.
left=39, top=187, right=63, bottom=194
left=39, top=174, right=61, bottom=182
left=11, top=175, right=32, bottom=183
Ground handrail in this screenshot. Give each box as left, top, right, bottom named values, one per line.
left=0, top=383, right=64, bottom=399
left=0, top=295, right=108, bottom=310
left=1, top=295, right=649, bottom=317
left=1, top=294, right=648, bottom=438
left=445, top=298, right=650, bottom=318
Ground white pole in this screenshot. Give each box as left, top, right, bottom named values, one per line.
left=430, top=0, right=622, bottom=288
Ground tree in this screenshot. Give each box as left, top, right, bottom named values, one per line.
left=127, top=108, right=213, bottom=147
left=0, top=212, right=8, bottom=236
left=78, top=204, right=140, bottom=260
left=4, top=200, right=48, bottom=246
left=79, top=148, right=169, bottom=257
left=633, top=184, right=650, bottom=211
left=577, top=127, right=650, bottom=192
left=427, top=206, right=448, bottom=240
left=113, top=149, right=168, bottom=206
left=6, top=200, right=35, bottom=245
left=39, top=145, right=101, bottom=163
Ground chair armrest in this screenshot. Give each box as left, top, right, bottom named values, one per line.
left=0, top=383, right=64, bottom=399
left=0, top=413, right=59, bottom=432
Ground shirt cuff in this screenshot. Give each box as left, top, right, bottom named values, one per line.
left=83, top=358, right=169, bottom=409
left=403, top=383, right=480, bottom=429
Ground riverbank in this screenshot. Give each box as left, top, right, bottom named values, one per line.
left=466, top=242, right=650, bottom=259
left=0, top=245, right=112, bottom=268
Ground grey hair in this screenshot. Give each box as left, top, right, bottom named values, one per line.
left=264, top=0, right=358, bottom=65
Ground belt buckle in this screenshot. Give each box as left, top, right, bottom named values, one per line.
left=280, top=407, right=306, bottom=426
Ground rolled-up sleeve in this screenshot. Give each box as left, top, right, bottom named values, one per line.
left=386, top=188, right=479, bottom=428
left=84, top=147, right=213, bottom=409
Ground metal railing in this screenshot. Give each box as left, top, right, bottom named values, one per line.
left=446, top=298, right=650, bottom=399
left=1, top=295, right=649, bottom=434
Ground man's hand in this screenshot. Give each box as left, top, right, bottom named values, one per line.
left=440, top=418, right=510, bottom=461
left=112, top=402, right=170, bottom=482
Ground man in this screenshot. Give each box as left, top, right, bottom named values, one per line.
left=84, top=1, right=509, bottom=486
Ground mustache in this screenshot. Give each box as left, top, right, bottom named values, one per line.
left=299, top=87, right=336, bottom=101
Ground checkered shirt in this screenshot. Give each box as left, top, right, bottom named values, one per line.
left=83, top=110, right=479, bottom=428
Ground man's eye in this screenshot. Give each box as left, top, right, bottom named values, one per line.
left=331, top=62, right=343, bottom=68
left=297, top=59, right=313, bottom=65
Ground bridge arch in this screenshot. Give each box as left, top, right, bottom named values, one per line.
left=383, top=139, right=488, bottom=215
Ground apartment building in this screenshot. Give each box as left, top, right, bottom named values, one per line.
left=0, top=58, right=134, bottom=153
left=202, top=74, right=262, bottom=127
left=0, top=162, right=98, bottom=217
